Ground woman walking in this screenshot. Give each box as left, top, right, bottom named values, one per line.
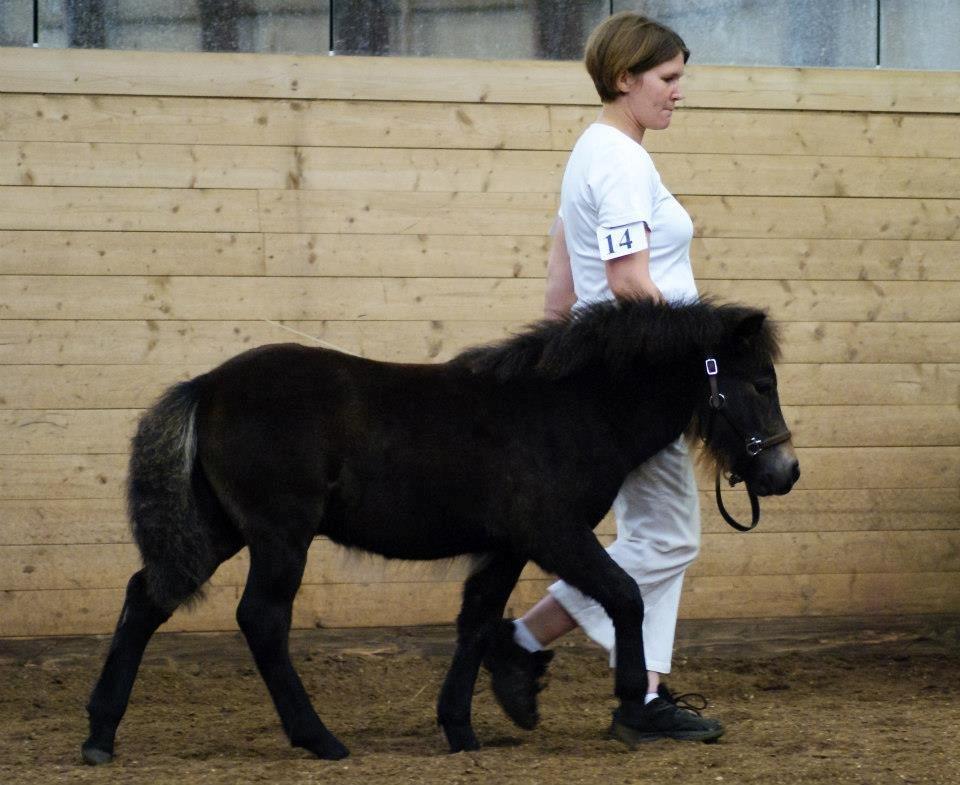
left=484, top=11, right=724, bottom=744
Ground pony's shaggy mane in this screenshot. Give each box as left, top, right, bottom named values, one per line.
left=452, top=298, right=781, bottom=382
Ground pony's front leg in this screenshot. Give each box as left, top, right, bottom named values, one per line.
left=530, top=528, right=649, bottom=726
left=437, top=553, right=525, bottom=752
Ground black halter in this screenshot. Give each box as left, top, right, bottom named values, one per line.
left=702, top=358, right=793, bottom=532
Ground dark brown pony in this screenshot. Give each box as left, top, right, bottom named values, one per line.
left=82, top=298, right=798, bottom=764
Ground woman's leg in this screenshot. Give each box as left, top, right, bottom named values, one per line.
left=546, top=437, right=700, bottom=673
left=519, top=594, right=577, bottom=644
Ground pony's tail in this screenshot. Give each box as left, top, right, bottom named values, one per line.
left=127, top=379, right=213, bottom=612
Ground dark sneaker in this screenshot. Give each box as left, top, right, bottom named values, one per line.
left=482, top=619, right=554, bottom=730
left=609, top=683, right=725, bottom=746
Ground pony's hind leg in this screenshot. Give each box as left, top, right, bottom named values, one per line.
left=236, top=536, right=348, bottom=760
left=437, top=553, right=526, bottom=752
left=82, top=524, right=243, bottom=766
left=81, top=568, right=172, bottom=764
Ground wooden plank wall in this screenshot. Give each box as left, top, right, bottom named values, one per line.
left=0, top=48, right=957, bottom=637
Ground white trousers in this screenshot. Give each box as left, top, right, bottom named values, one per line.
left=548, top=437, right=700, bottom=673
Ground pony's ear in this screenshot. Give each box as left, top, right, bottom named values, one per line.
left=733, top=311, right=767, bottom=342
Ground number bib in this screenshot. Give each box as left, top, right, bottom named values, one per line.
left=596, top=221, right=648, bottom=261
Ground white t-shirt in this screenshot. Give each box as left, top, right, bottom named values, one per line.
left=558, top=123, right=697, bottom=308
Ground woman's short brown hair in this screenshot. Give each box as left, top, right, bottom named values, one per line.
left=584, top=12, right=690, bottom=103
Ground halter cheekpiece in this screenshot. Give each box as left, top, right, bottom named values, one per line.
left=702, top=357, right=792, bottom=532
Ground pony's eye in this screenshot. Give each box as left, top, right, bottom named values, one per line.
left=754, top=379, right=775, bottom=395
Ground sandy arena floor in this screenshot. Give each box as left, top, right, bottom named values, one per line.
left=2, top=620, right=958, bottom=785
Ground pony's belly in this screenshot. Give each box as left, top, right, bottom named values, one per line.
left=323, top=514, right=494, bottom=560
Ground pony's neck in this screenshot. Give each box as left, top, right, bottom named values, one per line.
left=598, top=353, right=705, bottom=469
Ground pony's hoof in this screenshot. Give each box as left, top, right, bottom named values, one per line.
left=298, top=734, right=350, bottom=761
left=442, top=723, right=481, bottom=753
left=81, top=743, right=114, bottom=766
left=319, top=740, right=350, bottom=761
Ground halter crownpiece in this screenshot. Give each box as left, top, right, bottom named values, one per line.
left=702, top=357, right=793, bottom=532
left=705, top=357, right=725, bottom=409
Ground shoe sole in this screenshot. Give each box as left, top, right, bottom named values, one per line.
left=608, top=719, right=725, bottom=748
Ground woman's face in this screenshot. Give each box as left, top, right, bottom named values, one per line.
left=615, top=51, right=686, bottom=131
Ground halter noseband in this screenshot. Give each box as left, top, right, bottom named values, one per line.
left=703, top=357, right=793, bottom=532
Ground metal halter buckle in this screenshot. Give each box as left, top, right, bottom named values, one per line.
left=705, top=357, right=725, bottom=409
left=746, top=436, right=764, bottom=457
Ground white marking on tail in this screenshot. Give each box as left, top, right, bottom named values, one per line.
left=180, top=401, right=198, bottom=475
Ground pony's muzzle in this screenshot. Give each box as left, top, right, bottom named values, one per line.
left=749, top=444, right=800, bottom=497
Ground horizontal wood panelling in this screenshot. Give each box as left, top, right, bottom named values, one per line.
left=700, top=280, right=960, bottom=322
left=3, top=144, right=567, bottom=194
left=1, top=320, right=959, bottom=366
left=0, top=48, right=608, bottom=105
left=6, top=187, right=959, bottom=240
left=3, top=487, right=959, bottom=549
left=0, top=275, right=545, bottom=321
left=0, top=186, right=260, bottom=232
left=664, top=153, right=960, bottom=199
left=263, top=190, right=553, bottom=235
left=0, top=365, right=203, bottom=408
left=3, top=570, right=959, bottom=637
left=3, top=48, right=958, bottom=113
left=1, top=94, right=557, bottom=150
left=785, top=405, right=960, bottom=447
left=2, top=404, right=956, bottom=454
left=693, top=531, right=960, bottom=578
left=685, top=196, right=960, bottom=241
left=6, top=93, right=960, bottom=158
left=0, top=230, right=268, bottom=276
left=0, top=582, right=468, bottom=636
left=6, top=531, right=960, bottom=594
left=5, top=142, right=959, bottom=199
left=3, top=363, right=956, bottom=409
left=680, top=66, right=960, bottom=114
left=256, top=192, right=960, bottom=239
left=556, top=107, right=960, bottom=158
left=3, top=275, right=959, bottom=322
left=2, top=489, right=957, bottom=546
left=0, top=51, right=956, bottom=635
left=1, top=448, right=955, bottom=500
left=0, top=231, right=553, bottom=279
left=1, top=410, right=140, bottom=454
left=675, top=572, right=960, bottom=619
left=690, top=238, right=960, bottom=282
left=0, top=499, right=131, bottom=545
left=786, top=448, right=959, bottom=489
left=0, top=454, right=123, bottom=499
left=4, top=232, right=958, bottom=281
left=778, top=364, right=960, bottom=405
left=0, top=320, right=524, bottom=365
left=780, top=322, right=960, bottom=363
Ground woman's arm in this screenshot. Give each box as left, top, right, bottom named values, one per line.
left=605, top=230, right=663, bottom=302
left=544, top=219, right=577, bottom=319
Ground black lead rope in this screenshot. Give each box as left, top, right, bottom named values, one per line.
left=703, top=358, right=792, bottom=533
left=715, top=471, right=761, bottom=532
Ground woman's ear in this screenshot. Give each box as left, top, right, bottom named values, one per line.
left=615, top=70, right=639, bottom=94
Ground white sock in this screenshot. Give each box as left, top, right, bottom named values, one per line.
left=644, top=692, right=658, bottom=705
left=512, top=619, right=543, bottom=653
